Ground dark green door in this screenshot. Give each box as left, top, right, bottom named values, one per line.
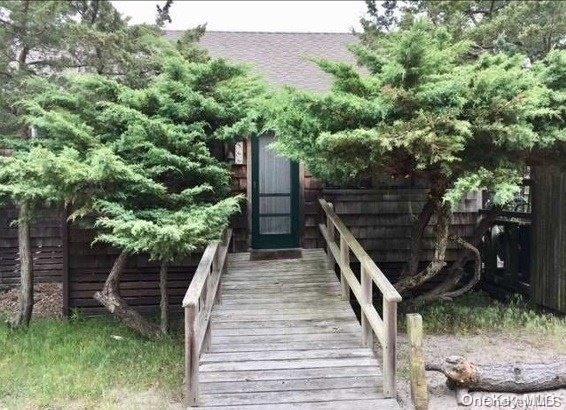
left=251, top=134, right=300, bottom=249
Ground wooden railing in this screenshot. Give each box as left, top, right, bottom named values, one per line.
left=318, top=198, right=402, bottom=397
left=182, top=228, right=232, bottom=407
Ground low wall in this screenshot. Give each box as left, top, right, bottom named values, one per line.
left=65, top=223, right=202, bottom=316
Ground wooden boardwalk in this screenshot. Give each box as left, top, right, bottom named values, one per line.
left=195, top=249, right=399, bottom=408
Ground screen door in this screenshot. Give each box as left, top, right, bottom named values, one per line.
left=251, top=134, right=300, bottom=249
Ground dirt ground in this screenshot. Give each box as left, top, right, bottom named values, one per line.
left=0, top=282, right=63, bottom=320
left=394, top=332, right=566, bottom=409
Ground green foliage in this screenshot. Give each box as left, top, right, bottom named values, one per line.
left=0, top=8, right=263, bottom=261
left=362, top=1, right=566, bottom=61
left=0, top=0, right=195, bottom=137
left=0, top=0, right=73, bottom=135
left=0, top=146, right=165, bottom=209
left=0, top=315, right=183, bottom=407
left=268, top=22, right=564, bottom=207
left=94, top=198, right=240, bottom=261
left=15, top=50, right=260, bottom=261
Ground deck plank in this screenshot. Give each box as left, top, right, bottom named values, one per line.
left=195, top=249, right=398, bottom=409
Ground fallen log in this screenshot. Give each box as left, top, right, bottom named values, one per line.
left=426, top=356, right=566, bottom=393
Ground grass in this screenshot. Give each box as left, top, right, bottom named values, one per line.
left=0, top=314, right=184, bottom=408
left=2, top=293, right=564, bottom=407
left=417, top=291, right=566, bottom=347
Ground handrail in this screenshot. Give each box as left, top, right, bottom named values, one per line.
left=318, top=198, right=400, bottom=397
left=183, top=228, right=232, bottom=407
left=319, top=198, right=401, bottom=302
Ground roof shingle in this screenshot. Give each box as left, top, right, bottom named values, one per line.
left=165, top=31, right=359, bottom=92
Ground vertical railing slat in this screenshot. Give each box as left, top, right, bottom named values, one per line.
left=360, top=264, right=373, bottom=347
left=326, top=202, right=335, bottom=268
left=184, top=304, right=199, bottom=406
left=202, top=320, right=212, bottom=353
left=382, top=299, right=397, bottom=397
left=339, top=236, right=350, bottom=301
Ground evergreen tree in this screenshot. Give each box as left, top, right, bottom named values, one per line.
left=361, top=1, right=566, bottom=61
left=1, top=49, right=263, bottom=337
left=0, top=0, right=74, bottom=326
left=0, top=0, right=202, bottom=328
left=268, top=22, right=564, bottom=304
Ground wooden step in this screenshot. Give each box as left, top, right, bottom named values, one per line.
left=196, top=250, right=398, bottom=409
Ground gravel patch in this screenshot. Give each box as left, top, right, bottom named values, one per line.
left=0, top=282, right=63, bottom=320
left=392, top=332, right=566, bottom=409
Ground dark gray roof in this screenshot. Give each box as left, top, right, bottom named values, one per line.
left=165, top=31, right=359, bottom=92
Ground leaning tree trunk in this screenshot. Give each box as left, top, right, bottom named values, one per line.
left=395, top=202, right=452, bottom=295
left=427, top=356, right=566, bottom=393
left=409, top=235, right=482, bottom=306
left=94, top=251, right=162, bottom=339
left=404, top=196, right=438, bottom=278
left=159, top=261, right=169, bottom=334
left=441, top=207, right=499, bottom=282
left=410, top=208, right=500, bottom=306
left=14, top=202, right=34, bottom=327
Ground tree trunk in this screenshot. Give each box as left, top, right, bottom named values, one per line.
left=441, top=208, right=499, bottom=281
left=159, top=261, right=169, bottom=334
left=395, top=202, right=452, bottom=294
left=409, top=235, right=482, bottom=306
left=13, top=202, right=34, bottom=327
left=426, top=356, right=566, bottom=393
left=404, top=196, right=437, bottom=278
left=440, top=236, right=481, bottom=299
left=94, top=251, right=162, bottom=339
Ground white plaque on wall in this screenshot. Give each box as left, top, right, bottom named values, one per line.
left=234, top=141, right=244, bottom=164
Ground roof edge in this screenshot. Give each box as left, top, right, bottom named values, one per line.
left=165, top=29, right=358, bottom=35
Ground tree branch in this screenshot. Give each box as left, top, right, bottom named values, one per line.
left=441, top=235, right=481, bottom=299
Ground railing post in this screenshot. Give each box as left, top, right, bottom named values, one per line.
left=382, top=299, right=397, bottom=398
left=184, top=304, right=199, bottom=406
left=326, top=202, right=335, bottom=268
left=214, top=245, right=222, bottom=305
left=407, top=313, right=428, bottom=410
left=212, top=246, right=219, bottom=275
left=360, top=264, right=373, bottom=347
left=339, top=236, right=350, bottom=301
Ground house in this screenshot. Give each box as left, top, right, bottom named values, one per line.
left=166, top=31, right=365, bottom=253
left=166, top=31, right=481, bottom=261
left=1, top=31, right=481, bottom=313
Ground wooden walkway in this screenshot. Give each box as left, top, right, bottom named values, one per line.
left=195, top=249, right=399, bottom=409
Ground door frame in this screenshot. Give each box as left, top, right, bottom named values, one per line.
left=251, top=135, right=300, bottom=249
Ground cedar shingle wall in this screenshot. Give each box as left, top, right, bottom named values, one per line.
left=322, top=188, right=480, bottom=279
left=231, top=161, right=249, bottom=252
left=302, top=169, right=324, bottom=249
left=0, top=205, right=63, bottom=290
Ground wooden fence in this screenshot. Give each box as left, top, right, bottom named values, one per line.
left=531, top=165, right=566, bottom=312
left=65, top=221, right=202, bottom=316
left=319, top=198, right=401, bottom=397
